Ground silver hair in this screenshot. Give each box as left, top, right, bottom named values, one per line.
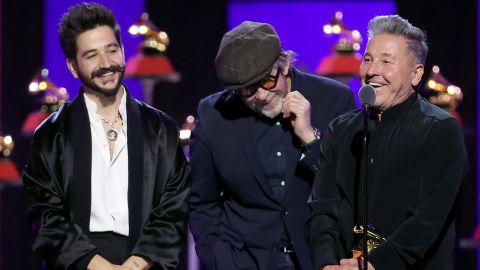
left=368, top=15, right=428, bottom=65
left=274, top=50, right=297, bottom=70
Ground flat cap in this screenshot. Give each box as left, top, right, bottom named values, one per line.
left=215, top=21, right=281, bottom=89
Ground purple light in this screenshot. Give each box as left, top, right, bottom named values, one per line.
left=228, top=1, right=395, bottom=106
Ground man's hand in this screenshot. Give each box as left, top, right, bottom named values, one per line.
left=282, top=90, right=315, bottom=144
left=122, top=255, right=152, bottom=270
left=87, top=254, right=118, bottom=270
left=340, top=258, right=375, bottom=270
left=321, top=258, right=376, bottom=270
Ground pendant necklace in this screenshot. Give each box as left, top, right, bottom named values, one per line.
left=99, top=114, right=122, bottom=141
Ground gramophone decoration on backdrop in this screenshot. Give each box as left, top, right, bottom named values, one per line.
left=316, top=11, right=363, bottom=85
left=178, top=115, right=195, bottom=159
left=125, top=12, right=180, bottom=105
left=22, top=68, right=69, bottom=135
left=0, top=134, right=20, bottom=180
left=424, top=65, right=463, bottom=126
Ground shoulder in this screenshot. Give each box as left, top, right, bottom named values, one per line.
left=292, top=68, right=352, bottom=94
left=197, top=90, right=249, bottom=121
left=329, top=109, right=362, bottom=129
left=32, top=103, right=69, bottom=142
left=132, top=97, right=178, bottom=130
left=198, top=90, right=232, bottom=110
left=417, top=96, right=455, bottom=122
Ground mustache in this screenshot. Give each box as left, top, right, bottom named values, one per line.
left=253, top=91, right=277, bottom=106
left=90, top=65, right=125, bottom=80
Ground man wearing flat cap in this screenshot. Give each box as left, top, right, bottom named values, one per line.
left=189, top=21, right=356, bottom=270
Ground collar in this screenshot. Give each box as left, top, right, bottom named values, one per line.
left=370, top=93, right=418, bottom=123
left=83, top=86, right=127, bottom=126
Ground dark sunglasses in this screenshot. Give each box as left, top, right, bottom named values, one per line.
left=236, top=68, right=281, bottom=98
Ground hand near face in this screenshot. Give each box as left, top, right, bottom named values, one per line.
left=282, top=90, right=316, bottom=144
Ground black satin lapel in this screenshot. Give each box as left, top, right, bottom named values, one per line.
left=238, top=117, right=276, bottom=200
left=69, top=94, right=92, bottom=233
left=126, top=95, right=144, bottom=249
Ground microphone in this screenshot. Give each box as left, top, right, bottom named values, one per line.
left=358, top=85, right=376, bottom=109
left=358, top=84, right=376, bottom=270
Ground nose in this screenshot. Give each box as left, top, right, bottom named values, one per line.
left=365, top=60, right=381, bottom=77
left=254, top=88, right=272, bottom=101
left=98, top=53, right=111, bottom=69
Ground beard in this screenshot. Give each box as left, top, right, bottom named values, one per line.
left=77, top=64, right=125, bottom=97
left=246, top=93, right=283, bottom=118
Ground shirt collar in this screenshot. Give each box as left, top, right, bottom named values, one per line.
left=83, top=86, right=127, bottom=124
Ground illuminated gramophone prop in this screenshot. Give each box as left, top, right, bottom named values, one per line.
left=22, top=68, right=69, bottom=135
left=179, top=115, right=195, bottom=160
left=125, top=13, right=180, bottom=105
left=424, top=65, right=463, bottom=125
left=316, top=11, right=363, bottom=85
left=0, top=134, right=20, bottom=180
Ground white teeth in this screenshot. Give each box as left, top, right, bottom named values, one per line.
left=368, top=82, right=383, bottom=88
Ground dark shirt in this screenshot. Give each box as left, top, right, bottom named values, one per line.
left=309, top=94, right=468, bottom=270
left=255, top=115, right=291, bottom=200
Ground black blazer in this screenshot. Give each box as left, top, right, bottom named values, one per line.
left=23, top=87, right=191, bottom=270
left=189, top=69, right=356, bottom=270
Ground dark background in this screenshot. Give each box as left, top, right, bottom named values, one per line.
left=0, top=0, right=477, bottom=269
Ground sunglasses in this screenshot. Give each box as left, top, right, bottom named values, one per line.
left=236, top=68, right=281, bottom=98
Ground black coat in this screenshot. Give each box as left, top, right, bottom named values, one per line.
left=23, top=87, right=191, bottom=270
left=189, top=68, right=356, bottom=270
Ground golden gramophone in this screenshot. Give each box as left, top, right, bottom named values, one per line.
left=125, top=13, right=180, bottom=105
left=352, top=222, right=387, bottom=259
left=424, top=65, right=463, bottom=125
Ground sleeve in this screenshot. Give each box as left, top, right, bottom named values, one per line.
left=369, top=118, right=468, bottom=269
left=22, top=132, right=97, bottom=270
left=131, top=128, right=191, bottom=269
left=308, top=122, right=345, bottom=269
left=188, top=102, right=223, bottom=270
left=302, top=86, right=356, bottom=172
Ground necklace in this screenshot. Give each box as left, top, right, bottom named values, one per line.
left=99, top=114, right=122, bottom=141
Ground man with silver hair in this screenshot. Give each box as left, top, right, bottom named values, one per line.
left=189, top=21, right=356, bottom=270
left=308, top=15, right=468, bottom=270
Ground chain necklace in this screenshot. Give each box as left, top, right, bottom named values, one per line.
left=99, top=114, right=122, bottom=141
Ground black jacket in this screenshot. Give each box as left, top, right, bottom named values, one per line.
left=23, top=87, right=191, bottom=270
left=309, top=94, right=468, bottom=269
left=189, top=68, right=356, bottom=270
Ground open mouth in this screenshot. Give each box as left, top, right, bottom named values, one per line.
left=367, top=82, right=385, bottom=89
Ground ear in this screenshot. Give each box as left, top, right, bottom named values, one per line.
left=120, top=45, right=126, bottom=63
left=282, top=54, right=291, bottom=76
left=66, top=58, right=78, bottom=78
left=411, top=63, right=424, bottom=87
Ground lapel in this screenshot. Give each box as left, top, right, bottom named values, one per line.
left=67, top=87, right=145, bottom=243
left=68, top=92, right=92, bottom=232
left=237, top=114, right=278, bottom=201
left=125, top=91, right=144, bottom=248
left=281, top=69, right=311, bottom=201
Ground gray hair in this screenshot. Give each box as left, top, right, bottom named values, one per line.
left=274, top=50, right=297, bottom=70
left=368, top=15, right=428, bottom=65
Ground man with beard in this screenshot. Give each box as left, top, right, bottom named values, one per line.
left=22, top=3, right=190, bottom=270
left=189, top=21, right=356, bottom=270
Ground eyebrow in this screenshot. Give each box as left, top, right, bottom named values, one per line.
left=80, top=43, right=120, bottom=58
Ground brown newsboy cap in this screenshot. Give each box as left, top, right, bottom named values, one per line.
left=215, top=21, right=281, bottom=90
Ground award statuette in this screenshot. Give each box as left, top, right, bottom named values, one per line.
left=352, top=221, right=387, bottom=259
